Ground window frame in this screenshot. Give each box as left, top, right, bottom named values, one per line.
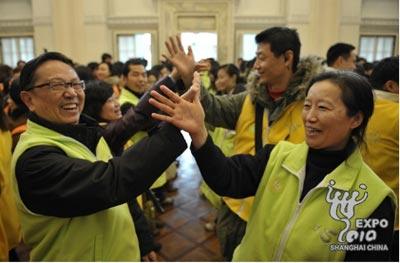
left=0, top=35, right=35, bottom=67
left=112, top=30, right=157, bottom=69
left=358, top=34, right=396, bottom=62
left=235, top=30, right=259, bottom=62
left=180, top=31, right=218, bottom=61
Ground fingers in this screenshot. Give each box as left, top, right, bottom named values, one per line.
left=161, top=54, right=171, bottom=62
left=151, top=112, right=173, bottom=123
left=192, top=71, right=200, bottom=87
left=176, top=35, right=184, bottom=52
left=165, top=37, right=176, bottom=56
left=169, top=36, right=179, bottom=54
left=181, top=87, right=197, bottom=101
left=149, top=97, right=175, bottom=116
left=159, top=85, right=181, bottom=103
left=194, top=62, right=209, bottom=72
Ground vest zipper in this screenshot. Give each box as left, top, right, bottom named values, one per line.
left=273, top=170, right=321, bottom=261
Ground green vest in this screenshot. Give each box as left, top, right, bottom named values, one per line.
left=12, top=120, right=140, bottom=261
left=119, top=87, right=166, bottom=189
left=233, top=141, right=397, bottom=261
left=224, top=95, right=305, bottom=221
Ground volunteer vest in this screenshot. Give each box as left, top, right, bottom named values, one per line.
left=12, top=120, right=140, bottom=261
left=119, top=88, right=166, bottom=189
left=224, top=95, right=305, bottom=221
left=233, top=141, right=397, bottom=261
left=0, top=130, right=22, bottom=260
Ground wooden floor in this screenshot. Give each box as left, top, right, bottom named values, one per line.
left=154, top=133, right=224, bottom=261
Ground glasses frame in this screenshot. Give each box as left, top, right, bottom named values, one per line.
left=26, top=80, right=86, bottom=92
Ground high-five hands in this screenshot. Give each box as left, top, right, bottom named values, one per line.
left=163, top=35, right=196, bottom=88
left=149, top=72, right=208, bottom=149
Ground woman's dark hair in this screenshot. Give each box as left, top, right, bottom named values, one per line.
left=75, top=65, right=95, bottom=82
left=0, top=94, right=8, bottom=131
left=306, top=71, right=374, bottom=146
left=82, top=80, right=114, bottom=122
left=219, top=64, right=243, bottom=84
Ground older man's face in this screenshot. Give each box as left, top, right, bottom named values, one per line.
left=23, top=60, right=84, bottom=125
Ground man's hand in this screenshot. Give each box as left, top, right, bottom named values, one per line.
left=149, top=72, right=208, bottom=149
left=163, top=35, right=195, bottom=88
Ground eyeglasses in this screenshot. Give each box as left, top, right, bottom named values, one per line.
left=27, top=80, right=85, bottom=92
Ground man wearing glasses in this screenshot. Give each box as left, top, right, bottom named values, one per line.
left=13, top=52, right=187, bottom=261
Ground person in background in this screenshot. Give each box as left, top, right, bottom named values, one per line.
left=0, top=90, right=22, bottom=261
left=16, top=60, right=26, bottom=70
left=0, top=64, right=12, bottom=95
left=75, top=65, right=95, bottom=82
left=150, top=70, right=396, bottom=261
left=198, top=58, right=220, bottom=93
left=361, top=56, right=399, bottom=261
left=326, top=42, right=357, bottom=70
left=12, top=51, right=187, bottom=260
left=95, top=62, right=112, bottom=81
left=120, top=58, right=148, bottom=108
left=83, top=80, right=161, bottom=261
left=215, top=64, right=246, bottom=95
left=95, top=62, right=122, bottom=96
left=147, top=69, right=160, bottom=90
left=86, top=61, right=99, bottom=79
left=101, top=53, right=113, bottom=64
left=200, top=63, right=246, bottom=231
left=4, top=78, right=29, bottom=151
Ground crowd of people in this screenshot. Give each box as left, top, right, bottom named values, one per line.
left=0, top=26, right=398, bottom=261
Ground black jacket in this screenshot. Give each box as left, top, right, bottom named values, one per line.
left=15, top=113, right=186, bottom=217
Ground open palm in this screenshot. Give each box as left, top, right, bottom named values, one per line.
left=149, top=72, right=205, bottom=136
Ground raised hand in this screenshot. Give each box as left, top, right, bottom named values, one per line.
left=163, top=35, right=196, bottom=88
left=149, top=72, right=208, bottom=148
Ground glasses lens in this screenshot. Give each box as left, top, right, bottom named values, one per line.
left=49, top=81, right=67, bottom=91
left=72, top=81, right=85, bottom=91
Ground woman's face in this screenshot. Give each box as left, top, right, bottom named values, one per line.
left=96, top=63, right=111, bottom=80
left=215, top=69, right=236, bottom=93
left=302, top=80, right=362, bottom=151
left=100, top=94, right=122, bottom=122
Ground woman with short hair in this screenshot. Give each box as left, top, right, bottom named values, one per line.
left=149, top=71, right=397, bottom=261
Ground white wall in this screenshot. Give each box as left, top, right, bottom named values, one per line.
left=0, top=0, right=398, bottom=65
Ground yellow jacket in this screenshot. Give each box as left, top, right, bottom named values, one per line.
left=0, top=130, right=22, bottom=260
left=224, top=95, right=305, bottom=221
left=361, top=91, right=399, bottom=229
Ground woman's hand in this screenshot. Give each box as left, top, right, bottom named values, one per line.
left=150, top=72, right=208, bottom=149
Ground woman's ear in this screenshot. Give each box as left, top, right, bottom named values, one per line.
left=350, top=112, right=364, bottom=129
left=20, top=91, right=35, bottom=111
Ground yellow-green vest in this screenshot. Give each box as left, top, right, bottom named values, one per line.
left=12, top=120, right=140, bottom=261
left=361, top=98, right=399, bottom=229
left=0, top=130, right=22, bottom=260
left=119, top=88, right=166, bottom=189
left=233, top=141, right=397, bottom=261
left=224, top=95, right=305, bottom=221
